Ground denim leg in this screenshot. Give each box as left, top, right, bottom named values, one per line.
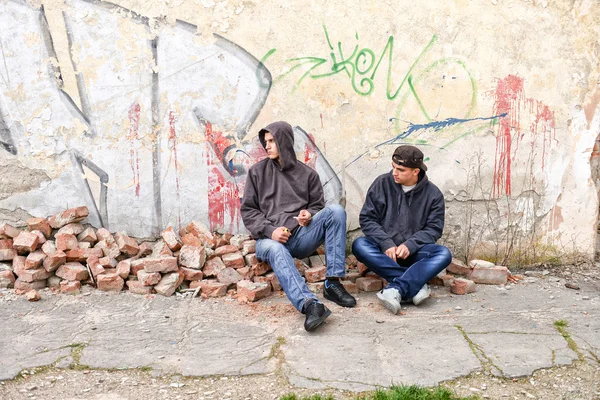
left=286, top=204, right=347, bottom=278
left=391, top=244, right=452, bottom=299
left=352, top=238, right=452, bottom=300
left=256, top=238, right=317, bottom=312
left=352, top=236, right=407, bottom=281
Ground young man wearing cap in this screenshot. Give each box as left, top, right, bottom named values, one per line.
left=352, top=145, right=451, bottom=314
left=241, top=121, right=357, bottom=331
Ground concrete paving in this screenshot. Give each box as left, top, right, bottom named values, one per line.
left=1, top=272, right=598, bottom=391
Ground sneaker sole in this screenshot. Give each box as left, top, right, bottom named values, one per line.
left=305, top=308, right=332, bottom=332
left=376, top=293, right=401, bottom=315
left=323, top=290, right=357, bottom=308
left=412, top=287, right=431, bottom=306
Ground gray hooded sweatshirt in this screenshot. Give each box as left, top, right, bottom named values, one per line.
left=241, top=121, right=325, bottom=239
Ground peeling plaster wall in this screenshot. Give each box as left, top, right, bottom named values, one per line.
left=0, top=0, right=599, bottom=260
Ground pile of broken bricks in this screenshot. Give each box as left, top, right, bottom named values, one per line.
left=0, top=205, right=516, bottom=303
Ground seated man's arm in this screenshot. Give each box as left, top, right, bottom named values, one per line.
left=359, top=181, right=396, bottom=253
left=403, top=192, right=445, bottom=254
left=297, top=172, right=325, bottom=226
left=240, top=173, right=277, bottom=239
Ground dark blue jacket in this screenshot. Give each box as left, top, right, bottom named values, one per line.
left=359, top=170, right=445, bottom=254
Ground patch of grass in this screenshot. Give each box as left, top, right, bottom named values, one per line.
left=269, top=336, right=286, bottom=360
left=280, top=395, right=335, bottom=400
left=553, top=320, right=584, bottom=361
left=281, top=386, right=478, bottom=400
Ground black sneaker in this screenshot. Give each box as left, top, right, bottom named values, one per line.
left=303, top=299, right=331, bottom=332
left=323, top=279, right=357, bottom=307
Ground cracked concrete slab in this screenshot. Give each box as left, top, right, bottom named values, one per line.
left=0, top=271, right=598, bottom=391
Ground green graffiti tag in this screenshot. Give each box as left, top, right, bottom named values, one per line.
left=264, top=26, right=477, bottom=123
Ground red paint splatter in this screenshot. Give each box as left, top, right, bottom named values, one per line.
left=169, top=111, right=182, bottom=229
left=491, top=75, right=556, bottom=198
left=127, top=102, right=141, bottom=197
left=303, top=133, right=318, bottom=169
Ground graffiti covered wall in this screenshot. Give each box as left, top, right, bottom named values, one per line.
left=1, top=0, right=599, bottom=261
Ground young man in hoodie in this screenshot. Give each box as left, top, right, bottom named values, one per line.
left=241, top=121, right=356, bottom=331
left=352, top=145, right=452, bottom=314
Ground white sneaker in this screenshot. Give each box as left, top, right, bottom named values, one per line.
left=376, top=288, right=402, bottom=314
left=412, top=284, right=431, bottom=306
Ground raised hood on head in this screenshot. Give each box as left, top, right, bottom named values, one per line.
left=259, top=121, right=297, bottom=170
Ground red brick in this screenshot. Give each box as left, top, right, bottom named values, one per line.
left=57, top=223, right=85, bottom=236
left=78, top=241, right=91, bottom=249
left=229, top=235, right=250, bottom=249
left=98, top=256, right=117, bottom=269
left=181, top=267, right=204, bottom=281
left=0, top=239, right=12, bottom=249
left=60, top=280, right=81, bottom=294
left=341, top=280, right=359, bottom=294
left=155, top=271, right=184, bottom=296
left=356, top=277, right=383, bottom=292
left=254, top=272, right=281, bottom=291
left=130, top=259, right=146, bottom=275
left=49, top=206, right=89, bottom=229
left=114, top=232, right=139, bottom=256
left=56, top=262, right=89, bottom=281
left=181, top=221, right=216, bottom=247
left=12, top=256, right=26, bottom=276
left=357, top=262, right=369, bottom=276
left=451, top=279, right=468, bottom=295
left=0, top=270, right=16, bottom=288
left=203, top=257, right=226, bottom=277
left=138, top=256, right=178, bottom=273
left=18, top=267, right=52, bottom=283
left=447, top=258, right=471, bottom=276
left=27, top=218, right=52, bottom=238
left=0, top=223, right=21, bottom=239
left=456, top=278, right=476, bottom=293
left=13, top=231, right=39, bottom=254
left=295, top=259, right=308, bottom=276
left=251, top=261, right=271, bottom=277
left=179, top=233, right=202, bottom=247
left=87, top=256, right=105, bottom=277
left=441, top=274, right=455, bottom=287
left=97, top=273, right=124, bottom=292
left=136, top=242, right=153, bottom=258
left=14, top=278, right=46, bottom=292
left=244, top=253, right=258, bottom=267
left=25, top=290, right=41, bottom=301
left=237, top=280, right=271, bottom=302
left=0, top=248, right=16, bottom=261
left=345, top=271, right=361, bottom=283
left=307, top=282, right=324, bottom=293
left=242, top=240, right=256, bottom=254
left=25, top=251, right=46, bottom=270
left=237, top=266, right=254, bottom=280
left=41, top=240, right=56, bottom=255
left=31, top=230, right=47, bottom=245
left=126, top=280, right=154, bottom=295
left=217, top=267, right=243, bottom=286
left=178, top=245, right=205, bottom=269
left=222, top=252, right=245, bottom=269
left=161, top=226, right=182, bottom=252
left=137, top=270, right=161, bottom=286
left=305, top=266, right=326, bottom=283
left=345, top=255, right=358, bottom=267
left=213, top=245, right=238, bottom=257
left=214, top=234, right=229, bottom=248
left=470, top=266, right=508, bottom=285
left=469, top=259, right=496, bottom=269
left=198, top=280, right=227, bottom=297
left=95, top=239, right=120, bottom=259
left=42, top=250, right=65, bottom=272
left=64, top=247, right=98, bottom=262
left=96, top=228, right=113, bottom=242
left=77, top=227, right=97, bottom=244
left=309, top=255, right=325, bottom=267
left=116, top=259, right=131, bottom=279
left=55, top=233, right=78, bottom=252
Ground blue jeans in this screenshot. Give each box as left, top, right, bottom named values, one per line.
left=352, top=236, right=451, bottom=300
left=256, top=204, right=347, bottom=312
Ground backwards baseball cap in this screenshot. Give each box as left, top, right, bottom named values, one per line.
left=392, top=145, right=427, bottom=171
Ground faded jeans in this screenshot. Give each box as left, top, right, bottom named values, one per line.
left=256, top=204, right=346, bottom=312
left=352, top=236, right=451, bottom=300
